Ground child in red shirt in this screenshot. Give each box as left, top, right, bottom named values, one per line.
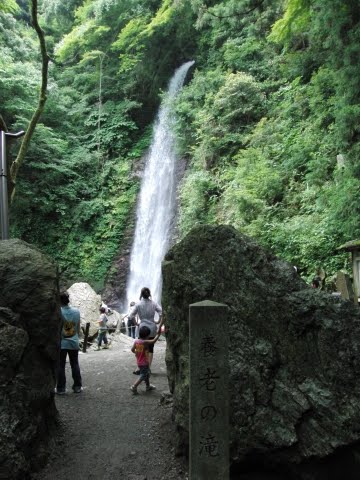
left=130, top=318, right=164, bottom=394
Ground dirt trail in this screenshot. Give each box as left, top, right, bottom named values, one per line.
left=32, top=334, right=188, bottom=480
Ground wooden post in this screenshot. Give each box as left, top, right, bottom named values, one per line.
left=189, top=300, right=229, bottom=480
left=82, top=322, right=90, bottom=353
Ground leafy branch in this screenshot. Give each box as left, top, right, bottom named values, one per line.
left=199, top=0, right=265, bottom=20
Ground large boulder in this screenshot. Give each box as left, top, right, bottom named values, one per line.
left=67, top=282, right=122, bottom=337
left=67, top=282, right=101, bottom=336
left=162, top=225, right=360, bottom=479
left=0, top=239, right=60, bottom=479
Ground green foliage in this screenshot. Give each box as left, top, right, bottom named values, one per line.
left=0, top=11, right=40, bottom=126
left=113, top=0, right=196, bottom=104
left=11, top=134, right=141, bottom=285
left=55, top=19, right=97, bottom=62
left=176, top=69, right=264, bottom=169
left=83, top=99, right=140, bottom=154
left=217, top=148, right=283, bottom=228
left=212, top=72, right=265, bottom=125
left=41, top=0, right=83, bottom=39
left=222, top=37, right=278, bottom=80
left=175, top=0, right=360, bottom=281
left=178, top=170, right=219, bottom=237
left=0, top=0, right=18, bottom=13
left=3, top=0, right=360, bottom=289
left=269, top=0, right=311, bottom=46
left=51, top=160, right=139, bottom=285
left=3, top=1, right=157, bottom=287
left=112, top=16, right=150, bottom=74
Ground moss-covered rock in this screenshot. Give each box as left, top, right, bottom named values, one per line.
left=162, top=225, right=360, bottom=479
left=0, top=239, right=61, bottom=479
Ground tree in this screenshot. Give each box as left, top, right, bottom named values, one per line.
left=8, top=0, right=49, bottom=201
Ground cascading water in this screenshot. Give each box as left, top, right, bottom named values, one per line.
left=125, top=61, right=194, bottom=307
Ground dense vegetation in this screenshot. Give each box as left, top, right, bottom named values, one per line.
left=1, top=0, right=359, bottom=288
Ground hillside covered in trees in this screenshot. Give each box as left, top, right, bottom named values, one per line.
left=1, top=0, right=360, bottom=289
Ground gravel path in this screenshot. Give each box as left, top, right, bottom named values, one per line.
left=32, top=334, right=188, bottom=480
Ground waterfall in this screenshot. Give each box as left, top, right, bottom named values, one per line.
left=125, top=61, right=194, bottom=307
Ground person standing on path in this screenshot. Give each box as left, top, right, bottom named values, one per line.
left=125, top=301, right=137, bottom=338
left=130, top=322, right=164, bottom=395
left=96, top=306, right=109, bottom=350
left=56, top=292, right=83, bottom=394
left=128, top=287, right=162, bottom=373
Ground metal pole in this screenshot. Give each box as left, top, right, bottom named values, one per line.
left=0, top=130, right=25, bottom=240
left=0, top=131, right=8, bottom=240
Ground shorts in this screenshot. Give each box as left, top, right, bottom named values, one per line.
left=139, top=365, right=150, bottom=381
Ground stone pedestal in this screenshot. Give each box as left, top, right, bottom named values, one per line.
left=189, top=300, right=229, bottom=480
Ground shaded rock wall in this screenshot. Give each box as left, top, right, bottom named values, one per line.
left=0, top=239, right=60, bottom=479
left=162, top=225, right=360, bottom=479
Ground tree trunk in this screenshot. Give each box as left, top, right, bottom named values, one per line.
left=9, top=0, right=49, bottom=202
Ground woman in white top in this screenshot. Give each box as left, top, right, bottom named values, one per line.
left=129, top=287, right=162, bottom=371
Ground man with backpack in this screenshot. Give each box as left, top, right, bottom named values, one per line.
left=56, top=292, right=83, bottom=394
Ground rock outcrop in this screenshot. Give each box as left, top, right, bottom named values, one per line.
left=0, top=239, right=60, bottom=479
left=67, top=282, right=122, bottom=337
left=67, top=282, right=102, bottom=336
left=162, top=225, right=360, bottom=480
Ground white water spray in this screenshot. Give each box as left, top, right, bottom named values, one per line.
left=125, top=61, right=194, bottom=306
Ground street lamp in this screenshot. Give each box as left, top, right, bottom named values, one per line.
left=0, top=130, right=25, bottom=240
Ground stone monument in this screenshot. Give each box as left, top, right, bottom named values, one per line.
left=189, top=300, right=228, bottom=480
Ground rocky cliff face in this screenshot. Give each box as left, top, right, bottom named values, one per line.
left=162, top=225, right=360, bottom=480
left=0, top=239, right=60, bottom=479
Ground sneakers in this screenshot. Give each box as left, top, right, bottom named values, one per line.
left=130, top=384, right=155, bottom=393
left=130, top=385, right=138, bottom=395
left=103, top=345, right=109, bottom=349
left=96, top=346, right=101, bottom=351
left=55, top=388, right=65, bottom=395
left=73, top=386, right=83, bottom=393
